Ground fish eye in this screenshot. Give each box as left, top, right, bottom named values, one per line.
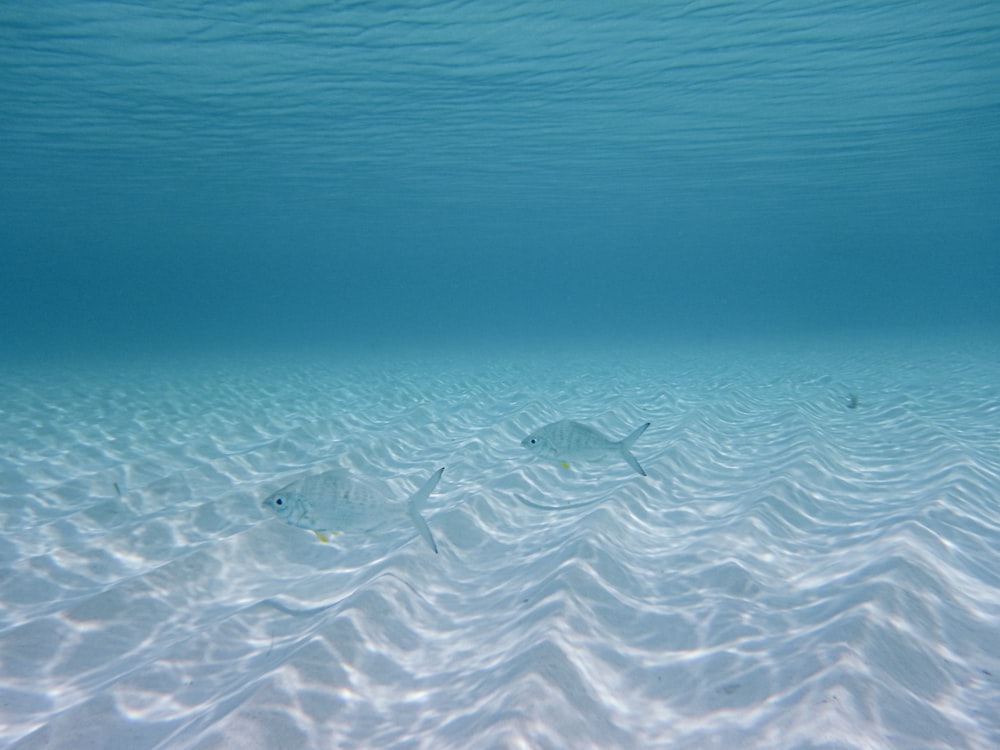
left=275, top=498, right=284, bottom=506
left=530, top=438, right=537, bottom=444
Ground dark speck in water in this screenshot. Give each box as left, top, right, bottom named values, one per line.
left=847, top=394, right=859, bottom=409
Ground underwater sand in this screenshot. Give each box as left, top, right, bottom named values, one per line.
left=1, top=334, right=999, bottom=749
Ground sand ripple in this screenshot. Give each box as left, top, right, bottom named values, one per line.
left=1, top=338, right=999, bottom=748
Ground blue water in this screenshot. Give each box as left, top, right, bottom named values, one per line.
left=2, top=1, right=998, bottom=359
left=2, top=5, right=1000, bottom=748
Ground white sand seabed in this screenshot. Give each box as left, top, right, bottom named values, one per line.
left=1, top=333, right=999, bottom=749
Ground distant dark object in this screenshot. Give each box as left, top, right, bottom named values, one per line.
left=847, top=394, right=859, bottom=410
left=113, top=482, right=122, bottom=496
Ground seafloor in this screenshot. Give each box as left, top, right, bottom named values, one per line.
left=1, top=333, right=998, bottom=749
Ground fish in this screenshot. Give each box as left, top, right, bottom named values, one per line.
left=521, top=420, right=650, bottom=476
left=262, top=466, right=445, bottom=553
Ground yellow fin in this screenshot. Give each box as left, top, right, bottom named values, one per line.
left=560, top=461, right=570, bottom=469
left=314, top=531, right=329, bottom=543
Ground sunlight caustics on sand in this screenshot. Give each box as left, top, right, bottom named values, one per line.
left=1, top=336, right=999, bottom=749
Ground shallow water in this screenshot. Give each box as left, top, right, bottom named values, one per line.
left=1, top=334, right=998, bottom=749
left=3, top=2, right=998, bottom=746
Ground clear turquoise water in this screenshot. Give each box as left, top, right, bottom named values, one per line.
left=1, top=339, right=999, bottom=748
left=2, top=3, right=1000, bottom=749
left=2, top=1, right=998, bottom=358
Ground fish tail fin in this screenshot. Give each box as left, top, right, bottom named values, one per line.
left=619, top=422, right=650, bottom=476
left=407, top=467, right=444, bottom=553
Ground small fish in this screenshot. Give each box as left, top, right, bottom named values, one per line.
left=522, top=420, right=650, bottom=476
left=262, top=467, right=444, bottom=553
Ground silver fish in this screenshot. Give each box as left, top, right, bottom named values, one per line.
left=522, top=420, right=650, bottom=476
left=262, top=467, right=444, bottom=552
